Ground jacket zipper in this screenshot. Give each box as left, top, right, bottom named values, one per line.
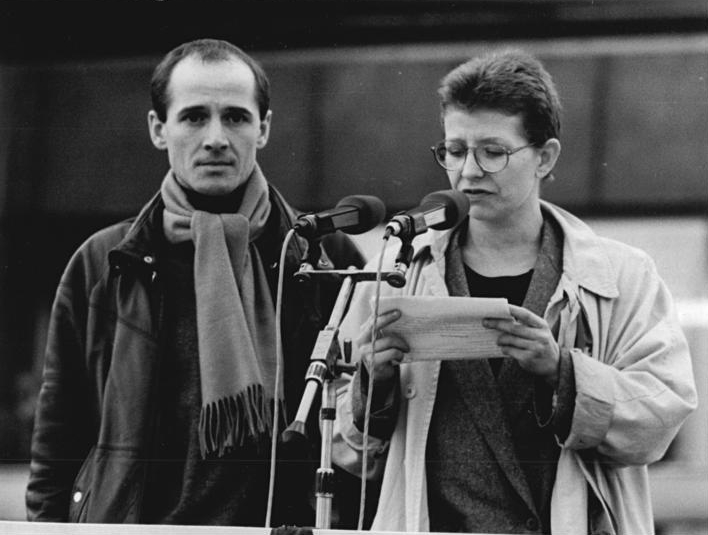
left=135, top=265, right=164, bottom=523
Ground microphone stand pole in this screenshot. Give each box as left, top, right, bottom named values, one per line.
left=313, top=273, right=354, bottom=529
left=284, top=265, right=397, bottom=529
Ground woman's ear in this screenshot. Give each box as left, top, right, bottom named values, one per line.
left=536, top=138, right=561, bottom=179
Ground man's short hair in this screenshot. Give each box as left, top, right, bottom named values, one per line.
left=150, top=38, right=271, bottom=122
left=438, top=49, right=561, bottom=146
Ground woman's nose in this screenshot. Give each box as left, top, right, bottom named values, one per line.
left=460, top=148, right=484, bottom=179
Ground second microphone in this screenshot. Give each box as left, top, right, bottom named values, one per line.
left=293, top=195, right=386, bottom=240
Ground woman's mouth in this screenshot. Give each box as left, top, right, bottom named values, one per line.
left=463, top=188, right=492, bottom=197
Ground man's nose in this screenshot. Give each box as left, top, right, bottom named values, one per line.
left=460, top=149, right=484, bottom=179
left=203, top=120, right=228, bottom=151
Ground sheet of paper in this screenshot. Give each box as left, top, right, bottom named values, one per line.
left=375, top=296, right=512, bottom=362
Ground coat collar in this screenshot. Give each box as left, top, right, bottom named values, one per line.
left=426, top=200, right=619, bottom=300
left=539, top=200, right=618, bottom=299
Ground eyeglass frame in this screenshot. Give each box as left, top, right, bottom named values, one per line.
left=430, top=140, right=536, bottom=174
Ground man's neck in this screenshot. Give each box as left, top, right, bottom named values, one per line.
left=185, top=186, right=245, bottom=214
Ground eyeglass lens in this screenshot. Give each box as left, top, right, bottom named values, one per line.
left=435, top=143, right=510, bottom=173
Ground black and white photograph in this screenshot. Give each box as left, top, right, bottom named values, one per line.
left=1, top=1, right=706, bottom=534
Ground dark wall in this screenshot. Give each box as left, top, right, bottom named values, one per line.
left=3, top=41, right=707, bottom=218
left=2, top=0, right=707, bottom=61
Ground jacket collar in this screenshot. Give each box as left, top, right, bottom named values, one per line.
left=539, top=200, right=618, bottom=299
left=108, top=192, right=164, bottom=271
left=426, top=200, right=619, bottom=299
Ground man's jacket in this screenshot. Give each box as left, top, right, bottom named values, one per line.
left=26, top=184, right=365, bottom=523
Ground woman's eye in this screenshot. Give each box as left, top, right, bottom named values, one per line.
left=446, top=146, right=466, bottom=157
left=483, top=145, right=507, bottom=157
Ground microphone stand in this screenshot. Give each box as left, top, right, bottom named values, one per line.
left=282, top=263, right=399, bottom=529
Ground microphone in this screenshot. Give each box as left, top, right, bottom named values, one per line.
left=385, top=189, right=470, bottom=240
left=385, top=190, right=470, bottom=287
left=293, top=195, right=386, bottom=240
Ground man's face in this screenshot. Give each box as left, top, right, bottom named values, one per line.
left=443, top=107, right=558, bottom=224
left=148, top=55, right=271, bottom=196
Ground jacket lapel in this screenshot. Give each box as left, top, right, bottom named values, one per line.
left=443, top=228, right=539, bottom=516
left=497, top=217, right=563, bottom=424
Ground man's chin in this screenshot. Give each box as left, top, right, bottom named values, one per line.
left=191, top=175, right=246, bottom=196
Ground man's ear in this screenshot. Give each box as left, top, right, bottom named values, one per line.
left=147, top=110, right=168, bottom=150
left=256, top=109, right=273, bottom=150
left=537, top=138, right=561, bottom=179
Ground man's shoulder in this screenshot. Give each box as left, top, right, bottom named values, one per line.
left=60, top=218, right=137, bottom=287
left=77, top=218, right=135, bottom=259
left=74, top=192, right=163, bottom=268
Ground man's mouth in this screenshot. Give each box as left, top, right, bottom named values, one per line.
left=198, top=161, right=233, bottom=166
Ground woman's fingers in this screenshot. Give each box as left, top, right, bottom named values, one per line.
left=355, top=309, right=409, bottom=382
left=508, top=304, right=547, bottom=327
left=357, top=309, right=403, bottom=345
left=483, top=304, right=559, bottom=384
left=360, top=346, right=406, bottom=381
left=359, top=334, right=409, bottom=361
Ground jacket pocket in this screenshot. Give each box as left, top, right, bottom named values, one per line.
left=68, top=445, right=96, bottom=522
left=67, top=444, right=144, bottom=523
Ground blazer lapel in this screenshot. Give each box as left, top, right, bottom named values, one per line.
left=444, top=229, right=538, bottom=516
left=497, top=216, right=564, bottom=424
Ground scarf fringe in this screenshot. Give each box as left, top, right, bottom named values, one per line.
left=198, top=384, right=286, bottom=458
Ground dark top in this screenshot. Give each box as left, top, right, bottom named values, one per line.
left=464, top=266, right=533, bottom=376
left=142, top=240, right=272, bottom=526
left=426, top=268, right=544, bottom=534
left=425, top=217, right=569, bottom=534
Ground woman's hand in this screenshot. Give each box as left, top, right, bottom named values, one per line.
left=356, top=309, right=409, bottom=382
left=483, top=304, right=560, bottom=387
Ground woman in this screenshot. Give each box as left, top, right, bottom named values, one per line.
left=332, top=50, right=696, bottom=534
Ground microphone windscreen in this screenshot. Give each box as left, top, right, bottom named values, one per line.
left=335, top=195, right=386, bottom=234
left=420, top=190, right=470, bottom=231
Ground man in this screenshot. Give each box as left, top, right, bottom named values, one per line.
left=26, top=38, right=364, bottom=525
left=332, top=50, right=697, bottom=534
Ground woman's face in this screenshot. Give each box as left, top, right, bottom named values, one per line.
left=442, top=107, right=555, bottom=225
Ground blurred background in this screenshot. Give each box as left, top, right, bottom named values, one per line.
left=0, top=0, right=706, bottom=533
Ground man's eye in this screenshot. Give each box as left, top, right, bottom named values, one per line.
left=225, top=113, right=248, bottom=124
left=183, top=112, right=206, bottom=124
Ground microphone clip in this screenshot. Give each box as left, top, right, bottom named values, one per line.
left=295, top=236, right=324, bottom=283
left=385, top=211, right=433, bottom=240
left=387, top=238, right=414, bottom=289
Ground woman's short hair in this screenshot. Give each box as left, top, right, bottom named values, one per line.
left=438, top=49, right=561, bottom=146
